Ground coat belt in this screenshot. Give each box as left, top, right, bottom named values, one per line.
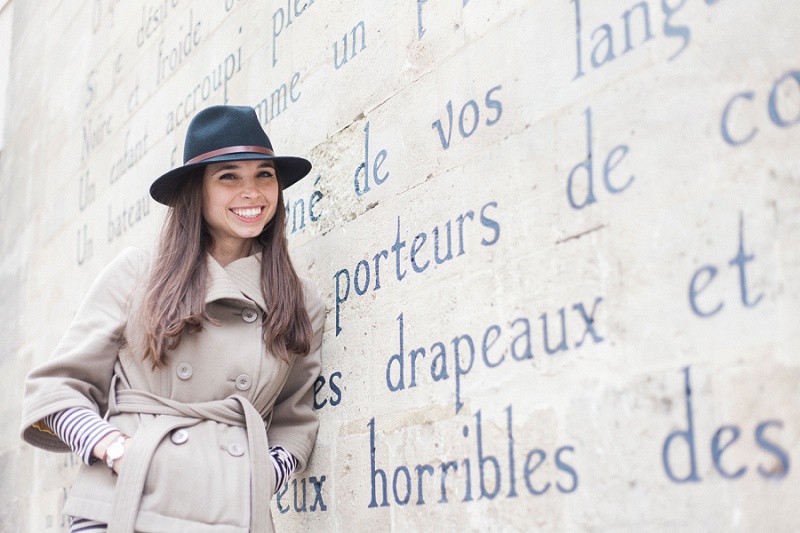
left=104, top=382, right=272, bottom=533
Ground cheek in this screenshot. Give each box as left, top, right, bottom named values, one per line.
left=203, top=185, right=232, bottom=213
left=263, top=182, right=280, bottom=203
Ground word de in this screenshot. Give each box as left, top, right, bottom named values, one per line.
left=333, top=202, right=500, bottom=336
left=156, top=9, right=202, bottom=84
left=688, top=213, right=763, bottom=318
left=285, top=174, right=323, bottom=234
left=313, top=371, right=343, bottom=410
left=572, top=0, right=723, bottom=80
left=354, top=121, right=389, bottom=196
left=253, top=71, right=302, bottom=126
left=137, top=0, right=179, bottom=47
left=368, top=405, right=577, bottom=508
left=721, top=69, right=800, bottom=146
left=386, top=298, right=603, bottom=414
left=662, top=367, right=790, bottom=483
left=567, top=107, right=634, bottom=210
left=432, top=85, right=503, bottom=151
left=334, top=20, right=366, bottom=70
left=276, top=475, right=327, bottom=513
left=272, top=0, right=317, bottom=67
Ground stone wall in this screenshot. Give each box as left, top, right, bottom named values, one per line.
left=0, top=0, right=798, bottom=531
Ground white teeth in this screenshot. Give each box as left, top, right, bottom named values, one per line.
left=233, top=208, right=261, bottom=219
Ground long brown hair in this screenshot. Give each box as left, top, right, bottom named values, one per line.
left=139, top=167, right=312, bottom=368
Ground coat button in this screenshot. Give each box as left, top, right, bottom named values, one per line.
left=235, top=374, right=252, bottom=391
left=171, top=429, right=189, bottom=445
left=242, top=308, right=258, bottom=323
left=177, top=363, right=193, bottom=380
left=227, top=443, right=245, bottom=457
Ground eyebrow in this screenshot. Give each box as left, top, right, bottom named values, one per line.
left=211, top=161, right=276, bottom=172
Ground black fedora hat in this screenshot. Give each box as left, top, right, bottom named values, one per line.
left=150, top=105, right=312, bottom=205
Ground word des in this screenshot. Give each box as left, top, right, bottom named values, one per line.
left=688, top=213, right=763, bottom=318
left=721, top=69, right=800, bottom=146
left=432, top=85, right=503, bottom=150
left=368, top=405, right=577, bottom=508
left=276, top=475, right=327, bottom=513
left=662, top=367, right=790, bottom=483
left=566, top=107, right=634, bottom=210
left=354, top=121, right=390, bottom=196
left=313, top=371, right=343, bottom=410
left=334, top=20, right=366, bottom=70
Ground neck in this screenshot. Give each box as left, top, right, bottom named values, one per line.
left=209, top=238, right=254, bottom=267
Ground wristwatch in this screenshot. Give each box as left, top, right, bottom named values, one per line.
left=104, top=434, right=128, bottom=471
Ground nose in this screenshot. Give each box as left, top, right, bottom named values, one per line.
left=240, top=177, right=258, bottom=198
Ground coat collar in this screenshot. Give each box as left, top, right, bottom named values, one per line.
left=204, top=247, right=267, bottom=311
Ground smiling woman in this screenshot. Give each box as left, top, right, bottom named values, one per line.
left=21, top=106, right=322, bottom=533
left=202, top=160, right=280, bottom=266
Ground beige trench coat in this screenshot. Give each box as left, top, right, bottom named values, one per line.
left=20, top=247, right=324, bottom=533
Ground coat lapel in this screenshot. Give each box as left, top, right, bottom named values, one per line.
left=204, top=252, right=267, bottom=312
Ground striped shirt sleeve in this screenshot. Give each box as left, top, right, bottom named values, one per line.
left=42, top=407, right=117, bottom=465
left=270, top=445, right=298, bottom=494
left=45, top=407, right=298, bottom=491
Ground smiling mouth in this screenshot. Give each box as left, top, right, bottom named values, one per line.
left=231, top=207, right=263, bottom=219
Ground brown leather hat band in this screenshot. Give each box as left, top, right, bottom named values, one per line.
left=186, top=145, right=275, bottom=165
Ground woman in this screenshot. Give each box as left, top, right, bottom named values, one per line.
left=20, top=105, right=324, bottom=533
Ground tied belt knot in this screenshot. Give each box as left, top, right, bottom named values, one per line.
left=104, top=380, right=273, bottom=533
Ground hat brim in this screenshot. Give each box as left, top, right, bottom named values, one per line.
left=150, top=152, right=312, bottom=206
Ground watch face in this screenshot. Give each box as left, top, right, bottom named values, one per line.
left=107, top=441, right=124, bottom=458
left=105, top=441, right=125, bottom=467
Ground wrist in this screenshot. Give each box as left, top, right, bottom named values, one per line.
left=94, top=431, right=129, bottom=474
left=93, top=431, right=122, bottom=462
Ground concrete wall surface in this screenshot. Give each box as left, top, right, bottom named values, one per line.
left=0, top=0, right=798, bottom=531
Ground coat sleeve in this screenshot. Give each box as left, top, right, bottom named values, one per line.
left=19, top=247, right=146, bottom=453
left=266, top=278, right=325, bottom=473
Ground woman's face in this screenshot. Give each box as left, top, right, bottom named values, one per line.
left=202, top=159, right=280, bottom=247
